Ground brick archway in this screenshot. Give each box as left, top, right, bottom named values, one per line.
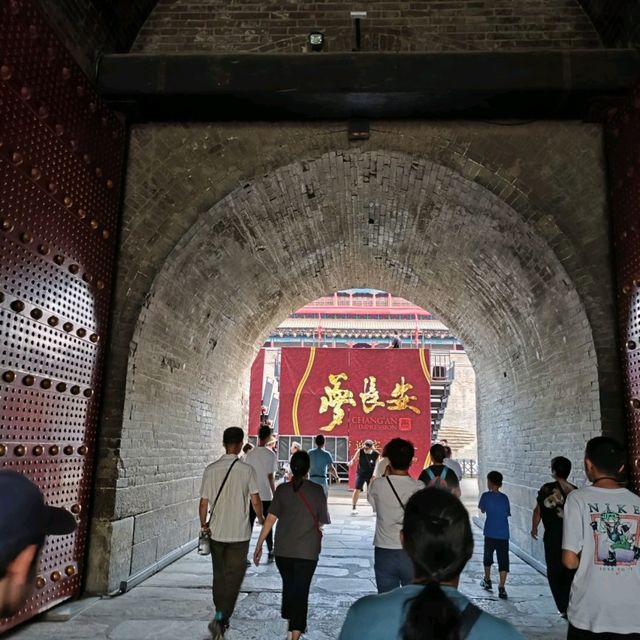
left=87, top=139, right=621, bottom=593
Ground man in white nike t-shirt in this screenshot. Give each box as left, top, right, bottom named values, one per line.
left=562, top=436, right=640, bottom=639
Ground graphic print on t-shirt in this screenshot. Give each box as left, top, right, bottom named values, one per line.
left=543, top=486, right=566, bottom=517
left=589, top=505, right=640, bottom=567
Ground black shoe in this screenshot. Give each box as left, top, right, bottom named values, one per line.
left=480, top=578, right=492, bottom=591
left=268, top=552, right=275, bottom=562
left=498, top=587, right=508, bottom=599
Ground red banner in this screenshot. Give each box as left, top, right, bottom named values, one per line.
left=248, top=348, right=265, bottom=437
left=279, top=348, right=431, bottom=478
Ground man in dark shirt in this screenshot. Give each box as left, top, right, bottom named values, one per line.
left=531, top=456, right=576, bottom=617
left=348, top=440, right=379, bottom=515
left=418, top=443, right=461, bottom=496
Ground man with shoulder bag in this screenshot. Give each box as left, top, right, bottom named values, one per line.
left=199, top=427, right=264, bottom=640
left=367, top=438, right=422, bottom=593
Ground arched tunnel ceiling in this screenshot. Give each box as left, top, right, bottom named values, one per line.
left=141, top=151, right=591, bottom=385
left=104, top=120, right=619, bottom=448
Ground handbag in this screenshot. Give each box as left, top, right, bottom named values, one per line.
left=198, top=458, right=239, bottom=556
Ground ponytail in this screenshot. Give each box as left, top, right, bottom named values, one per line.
left=402, top=582, right=460, bottom=640
left=400, top=488, right=475, bottom=640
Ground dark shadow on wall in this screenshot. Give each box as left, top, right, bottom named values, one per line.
left=579, top=0, right=640, bottom=48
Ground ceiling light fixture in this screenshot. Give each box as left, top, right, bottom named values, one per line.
left=308, top=32, right=325, bottom=52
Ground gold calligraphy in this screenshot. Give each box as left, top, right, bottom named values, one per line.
left=359, top=376, right=385, bottom=414
left=386, top=376, right=421, bottom=414
left=319, top=373, right=356, bottom=431
left=318, top=372, right=422, bottom=428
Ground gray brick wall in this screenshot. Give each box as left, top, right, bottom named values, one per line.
left=87, top=121, right=622, bottom=592
left=41, top=0, right=640, bottom=79
left=134, top=0, right=603, bottom=53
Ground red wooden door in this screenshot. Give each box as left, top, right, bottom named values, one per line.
left=0, top=1, right=125, bottom=632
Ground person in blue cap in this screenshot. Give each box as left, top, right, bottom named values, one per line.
left=0, top=470, right=77, bottom=617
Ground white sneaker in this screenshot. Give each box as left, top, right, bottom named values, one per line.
left=351, top=509, right=358, bottom=516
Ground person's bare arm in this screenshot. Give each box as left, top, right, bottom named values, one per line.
left=199, top=498, right=209, bottom=531
left=250, top=493, right=264, bottom=524
left=254, top=513, right=277, bottom=565
left=268, top=473, right=276, bottom=494
left=563, top=549, right=580, bottom=570
left=531, top=504, right=542, bottom=539
left=330, top=464, right=341, bottom=483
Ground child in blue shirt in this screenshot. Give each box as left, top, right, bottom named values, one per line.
left=478, top=470, right=511, bottom=599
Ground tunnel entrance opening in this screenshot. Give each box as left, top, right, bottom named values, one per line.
left=248, top=288, right=478, bottom=483
left=87, top=135, right=620, bottom=596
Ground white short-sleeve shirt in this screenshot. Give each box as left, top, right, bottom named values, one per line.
left=200, top=454, right=259, bottom=542
left=563, top=485, right=640, bottom=634
left=444, top=458, right=463, bottom=480
left=368, top=475, right=423, bottom=549
left=244, top=446, right=278, bottom=501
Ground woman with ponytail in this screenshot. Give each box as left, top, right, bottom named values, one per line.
left=253, top=451, right=329, bottom=640
left=339, top=488, right=523, bottom=640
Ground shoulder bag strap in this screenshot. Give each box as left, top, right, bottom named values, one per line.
left=208, top=458, right=239, bottom=523
left=296, top=485, right=322, bottom=534
left=386, top=476, right=405, bottom=511
left=440, top=466, right=449, bottom=480
left=458, top=602, right=483, bottom=639
left=426, top=468, right=436, bottom=481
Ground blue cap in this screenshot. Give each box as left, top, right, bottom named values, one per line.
left=0, top=470, right=77, bottom=570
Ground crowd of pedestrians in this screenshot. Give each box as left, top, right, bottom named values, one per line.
left=0, top=431, right=638, bottom=639
left=194, top=431, right=640, bottom=640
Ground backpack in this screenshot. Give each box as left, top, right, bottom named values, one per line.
left=425, top=465, right=451, bottom=491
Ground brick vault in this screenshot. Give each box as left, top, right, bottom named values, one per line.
left=86, top=121, right=623, bottom=592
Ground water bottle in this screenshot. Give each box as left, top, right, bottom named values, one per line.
left=198, top=530, right=211, bottom=556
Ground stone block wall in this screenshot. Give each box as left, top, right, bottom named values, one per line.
left=440, top=351, right=477, bottom=435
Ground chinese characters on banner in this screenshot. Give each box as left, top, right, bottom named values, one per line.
left=278, top=348, right=431, bottom=481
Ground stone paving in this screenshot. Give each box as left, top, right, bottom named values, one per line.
left=8, top=481, right=567, bottom=640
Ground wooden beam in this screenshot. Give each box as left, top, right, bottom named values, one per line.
left=97, top=50, right=640, bottom=120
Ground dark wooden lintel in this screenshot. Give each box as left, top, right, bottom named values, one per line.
left=97, top=50, right=640, bottom=121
